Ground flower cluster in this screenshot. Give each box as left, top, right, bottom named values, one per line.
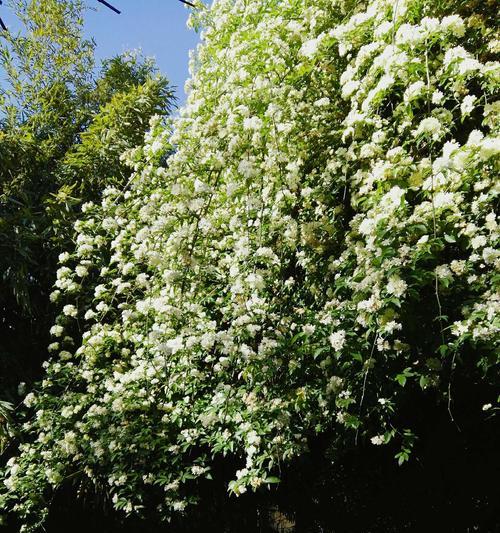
left=2, top=0, right=498, bottom=529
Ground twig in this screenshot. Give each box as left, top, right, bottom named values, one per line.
left=355, top=332, right=378, bottom=445
left=447, top=352, right=459, bottom=429
left=424, top=44, right=460, bottom=431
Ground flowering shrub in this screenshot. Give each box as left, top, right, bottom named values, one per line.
left=2, top=0, right=498, bottom=529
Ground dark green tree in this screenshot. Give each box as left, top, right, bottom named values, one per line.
left=0, top=0, right=174, bottom=415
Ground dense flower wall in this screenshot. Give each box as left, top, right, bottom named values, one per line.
left=2, top=0, right=498, bottom=528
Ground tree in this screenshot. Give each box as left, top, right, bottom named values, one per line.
left=0, top=0, right=173, bottom=431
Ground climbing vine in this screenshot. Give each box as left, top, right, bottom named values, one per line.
left=1, top=0, right=498, bottom=529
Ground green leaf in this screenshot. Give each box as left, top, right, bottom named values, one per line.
left=290, top=331, right=305, bottom=345
left=437, top=345, right=449, bottom=357
left=396, top=374, right=407, bottom=387
left=396, top=451, right=410, bottom=466
left=313, top=346, right=329, bottom=360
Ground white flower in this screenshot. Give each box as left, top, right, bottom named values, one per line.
left=191, top=465, right=206, bottom=476
left=450, top=260, right=466, bottom=275
left=50, top=290, right=61, bottom=303
left=396, top=23, right=423, bottom=45
left=413, top=117, right=443, bottom=140
left=482, top=403, right=492, bottom=411
left=247, top=431, right=261, bottom=445
left=386, top=276, right=407, bottom=298
left=82, top=191, right=100, bottom=207
left=382, top=186, right=405, bottom=209
left=460, top=94, right=476, bottom=115
left=84, top=309, right=96, bottom=320
left=314, top=97, right=330, bottom=107
left=238, top=159, right=258, bottom=179
left=329, top=330, right=346, bottom=351
left=451, top=321, right=468, bottom=336
left=96, top=301, right=108, bottom=313
left=433, top=192, right=455, bottom=209
left=374, top=20, right=392, bottom=38
left=165, top=337, right=184, bottom=355
left=94, top=284, right=107, bottom=298
left=300, top=37, right=320, bottom=58
left=287, top=20, right=303, bottom=33
left=59, top=351, right=72, bottom=361
left=470, top=235, right=487, bottom=249
left=372, top=130, right=386, bottom=144
left=359, top=217, right=376, bottom=236
left=467, top=129, right=484, bottom=146
left=150, top=139, right=163, bottom=154
left=122, top=262, right=135, bottom=275
left=57, top=267, right=71, bottom=280
left=63, top=304, right=78, bottom=317
left=50, top=325, right=64, bottom=337
left=443, top=46, right=470, bottom=67
left=23, top=392, right=36, bottom=407
left=482, top=247, right=498, bottom=265
left=404, top=81, right=425, bottom=102
left=341, top=79, right=360, bottom=99
left=172, top=501, right=187, bottom=511
left=75, top=265, right=88, bottom=277
left=431, top=90, right=444, bottom=105
left=200, top=332, right=215, bottom=349
left=479, top=137, right=500, bottom=160
left=421, top=17, right=440, bottom=34
left=303, top=324, right=316, bottom=335
left=441, top=15, right=465, bottom=37
left=357, top=294, right=382, bottom=313
left=236, top=467, right=249, bottom=479
left=371, top=435, right=384, bottom=445
left=435, top=265, right=452, bottom=279
left=243, top=116, right=262, bottom=131
left=383, top=321, right=402, bottom=334
left=484, top=212, right=497, bottom=231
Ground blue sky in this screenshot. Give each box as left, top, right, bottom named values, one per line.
left=84, top=0, right=201, bottom=106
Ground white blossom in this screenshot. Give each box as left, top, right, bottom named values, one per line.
left=329, top=330, right=346, bottom=351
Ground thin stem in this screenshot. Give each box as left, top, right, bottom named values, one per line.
left=355, top=331, right=378, bottom=445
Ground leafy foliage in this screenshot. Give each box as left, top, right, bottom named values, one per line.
left=1, top=0, right=499, bottom=531
left=0, top=0, right=173, bottom=443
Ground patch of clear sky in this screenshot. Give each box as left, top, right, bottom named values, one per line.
left=84, top=0, right=201, bottom=107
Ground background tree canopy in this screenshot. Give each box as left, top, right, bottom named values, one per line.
left=0, top=0, right=174, bottom=424
left=0, top=0, right=498, bottom=532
